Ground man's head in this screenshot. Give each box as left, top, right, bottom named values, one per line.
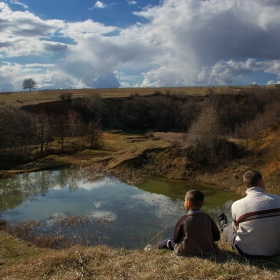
left=243, top=171, right=265, bottom=189
left=184, top=190, right=204, bottom=211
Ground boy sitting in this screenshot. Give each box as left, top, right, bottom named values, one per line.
left=145, top=190, right=220, bottom=256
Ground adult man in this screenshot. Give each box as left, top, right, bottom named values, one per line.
left=219, top=171, right=280, bottom=257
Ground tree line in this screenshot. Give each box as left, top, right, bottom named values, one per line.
left=116, top=88, right=280, bottom=164
left=0, top=104, right=102, bottom=169
left=46, top=86, right=280, bottom=166
left=1, top=87, right=280, bottom=169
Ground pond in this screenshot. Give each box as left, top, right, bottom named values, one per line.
left=0, top=168, right=241, bottom=249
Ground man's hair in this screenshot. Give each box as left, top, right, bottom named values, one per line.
left=243, top=171, right=263, bottom=188
left=186, top=190, right=204, bottom=209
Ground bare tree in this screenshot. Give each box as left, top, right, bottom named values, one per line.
left=187, top=106, right=223, bottom=161
left=87, top=119, right=102, bottom=149
left=0, top=105, right=35, bottom=168
left=23, top=78, right=37, bottom=91
left=67, top=109, right=84, bottom=152
left=52, top=114, right=68, bottom=153
left=34, top=111, right=52, bottom=157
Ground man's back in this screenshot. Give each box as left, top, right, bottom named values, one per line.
left=232, top=187, right=280, bottom=256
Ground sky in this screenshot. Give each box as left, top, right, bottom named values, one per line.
left=1, top=0, right=280, bottom=91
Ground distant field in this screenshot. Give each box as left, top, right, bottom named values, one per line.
left=0, top=85, right=275, bottom=107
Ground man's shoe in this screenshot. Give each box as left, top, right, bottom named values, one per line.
left=218, top=213, right=228, bottom=231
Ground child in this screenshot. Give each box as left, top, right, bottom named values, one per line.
left=145, top=190, right=220, bottom=256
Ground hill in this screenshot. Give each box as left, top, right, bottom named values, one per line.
left=1, top=85, right=277, bottom=106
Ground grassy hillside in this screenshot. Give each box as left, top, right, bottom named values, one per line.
left=0, top=230, right=279, bottom=279
left=1, top=85, right=275, bottom=107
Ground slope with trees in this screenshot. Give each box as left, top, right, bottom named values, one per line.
left=1, top=86, right=280, bottom=181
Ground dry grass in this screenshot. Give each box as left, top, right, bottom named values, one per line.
left=0, top=231, right=279, bottom=280
left=151, top=132, right=188, bottom=148
left=1, top=85, right=269, bottom=107
left=106, top=134, right=170, bottom=169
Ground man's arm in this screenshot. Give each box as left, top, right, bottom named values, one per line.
left=231, top=202, right=239, bottom=231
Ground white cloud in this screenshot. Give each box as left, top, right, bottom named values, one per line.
left=266, top=80, right=275, bottom=85
left=128, top=1, right=137, bottom=5
left=87, top=211, right=117, bottom=221
left=93, top=1, right=108, bottom=9
left=131, top=0, right=280, bottom=86
left=199, top=59, right=280, bottom=85
left=0, top=3, right=64, bottom=57
left=1, top=0, right=280, bottom=91
left=10, top=0, right=28, bottom=9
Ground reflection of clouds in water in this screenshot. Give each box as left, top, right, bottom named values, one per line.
left=87, top=211, right=117, bottom=222
left=78, top=179, right=119, bottom=191
left=94, top=202, right=102, bottom=208
left=79, top=182, right=106, bottom=191
left=45, top=212, right=67, bottom=226
left=131, top=193, right=183, bottom=221
left=204, top=200, right=235, bottom=223
left=50, top=213, right=68, bottom=219
left=132, top=193, right=165, bottom=206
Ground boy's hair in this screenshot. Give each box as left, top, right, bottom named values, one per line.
left=186, top=190, right=204, bottom=209
left=243, top=171, right=263, bottom=188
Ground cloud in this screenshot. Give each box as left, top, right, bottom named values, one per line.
left=128, top=1, right=137, bottom=5
left=43, top=42, right=68, bottom=53
left=0, top=3, right=121, bottom=90
left=93, top=1, right=108, bottom=9
left=203, top=59, right=280, bottom=85
left=132, top=0, right=280, bottom=85
left=266, top=80, right=275, bottom=85
left=1, top=0, right=280, bottom=91
left=0, top=3, right=64, bottom=57
left=10, top=0, right=28, bottom=9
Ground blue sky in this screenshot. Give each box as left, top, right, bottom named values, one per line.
left=1, top=0, right=280, bottom=91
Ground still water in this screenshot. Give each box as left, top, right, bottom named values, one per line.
left=0, top=168, right=240, bottom=249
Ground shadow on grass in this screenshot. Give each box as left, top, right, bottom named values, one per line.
left=208, top=249, right=280, bottom=272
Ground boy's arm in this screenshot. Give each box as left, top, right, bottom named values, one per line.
left=211, top=218, right=221, bottom=241
left=172, top=215, right=186, bottom=243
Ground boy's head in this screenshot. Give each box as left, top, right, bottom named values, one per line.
left=184, top=190, right=204, bottom=210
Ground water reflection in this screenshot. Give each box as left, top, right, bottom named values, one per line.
left=0, top=168, right=241, bottom=249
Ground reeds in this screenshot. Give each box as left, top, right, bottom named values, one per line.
left=1, top=213, right=114, bottom=250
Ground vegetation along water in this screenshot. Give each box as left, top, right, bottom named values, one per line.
left=0, top=168, right=240, bottom=249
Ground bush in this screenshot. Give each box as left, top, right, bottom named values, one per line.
left=59, top=92, right=73, bottom=102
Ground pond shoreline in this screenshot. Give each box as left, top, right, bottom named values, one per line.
left=1, top=126, right=279, bottom=197
left=0, top=146, right=250, bottom=196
